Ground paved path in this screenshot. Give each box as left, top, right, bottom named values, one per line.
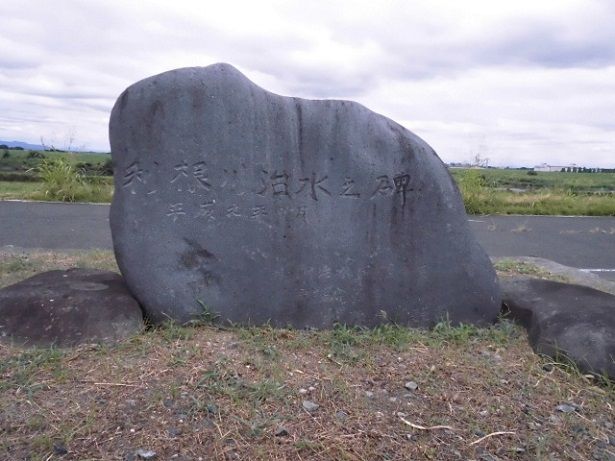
left=2, top=201, right=614, bottom=280
left=0, top=201, right=112, bottom=251
left=469, top=215, right=615, bottom=281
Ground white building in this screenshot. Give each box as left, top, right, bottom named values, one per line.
left=534, top=163, right=573, bottom=172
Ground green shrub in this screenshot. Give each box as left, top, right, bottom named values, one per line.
left=36, top=159, right=88, bottom=202
left=458, top=169, right=493, bottom=214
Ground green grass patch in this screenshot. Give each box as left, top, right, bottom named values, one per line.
left=453, top=169, right=615, bottom=215
left=450, top=168, right=615, bottom=193
left=0, top=148, right=110, bottom=172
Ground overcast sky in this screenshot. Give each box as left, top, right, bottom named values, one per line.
left=1, top=0, right=614, bottom=167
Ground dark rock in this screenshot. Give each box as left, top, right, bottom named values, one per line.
left=0, top=269, right=144, bottom=347
left=501, top=277, right=615, bottom=378
left=53, top=441, right=68, bottom=456
left=274, top=426, right=289, bottom=437
left=109, top=63, right=500, bottom=328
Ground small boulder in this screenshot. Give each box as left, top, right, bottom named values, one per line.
left=0, top=268, right=144, bottom=347
left=501, top=277, right=615, bottom=378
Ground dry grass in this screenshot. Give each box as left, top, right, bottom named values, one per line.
left=0, top=251, right=613, bottom=460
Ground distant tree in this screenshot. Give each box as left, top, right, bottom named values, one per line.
left=2, top=150, right=9, bottom=159
left=0, top=144, right=8, bottom=149
left=27, top=150, right=46, bottom=159
left=560, top=167, right=566, bottom=172
left=13, top=146, right=24, bottom=150
left=471, top=153, right=489, bottom=168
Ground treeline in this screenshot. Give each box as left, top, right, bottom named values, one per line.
left=560, top=167, right=615, bottom=173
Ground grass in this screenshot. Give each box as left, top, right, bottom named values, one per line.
left=0, top=148, right=113, bottom=202
left=452, top=168, right=615, bottom=216
left=450, top=168, right=615, bottom=193
left=0, top=147, right=110, bottom=173
left=1, top=250, right=614, bottom=460
left=0, top=180, right=43, bottom=200
left=494, top=259, right=557, bottom=278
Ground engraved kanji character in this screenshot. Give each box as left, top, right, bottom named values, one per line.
left=225, top=204, right=241, bottom=218
left=192, top=162, right=211, bottom=190
left=256, top=170, right=290, bottom=196
left=122, top=161, right=145, bottom=192
left=250, top=205, right=268, bottom=219
left=166, top=203, right=186, bottom=222
left=340, top=177, right=360, bottom=198
left=370, top=175, right=393, bottom=198
left=195, top=201, right=216, bottom=221
left=393, top=173, right=411, bottom=206
left=170, top=161, right=189, bottom=183
left=271, top=170, right=290, bottom=196
left=296, top=172, right=331, bottom=201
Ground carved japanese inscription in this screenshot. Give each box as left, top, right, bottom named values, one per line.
left=110, top=63, right=501, bottom=328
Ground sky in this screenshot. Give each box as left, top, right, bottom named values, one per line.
left=1, top=0, right=614, bottom=167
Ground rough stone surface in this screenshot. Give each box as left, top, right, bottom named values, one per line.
left=501, top=277, right=615, bottom=378
left=109, top=63, right=500, bottom=327
left=0, top=269, right=144, bottom=347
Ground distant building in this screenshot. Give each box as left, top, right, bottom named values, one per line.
left=534, top=163, right=572, bottom=172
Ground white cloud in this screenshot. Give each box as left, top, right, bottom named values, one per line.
left=0, top=0, right=613, bottom=166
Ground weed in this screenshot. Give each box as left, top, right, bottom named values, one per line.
left=192, top=299, right=221, bottom=325
left=0, top=255, right=35, bottom=277
left=29, top=434, right=54, bottom=454
left=368, top=323, right=421, bottom=349
left=195, top=357, right=286, bottom=405
left=457, top=169, right=494, bottom=214
left=0, top=347, right=65, bottom=393
left=431, top=318, right=481, bottom=344
left=158, top=320, right=195, bottom=342
left=33, top=158, right=87, bottom=202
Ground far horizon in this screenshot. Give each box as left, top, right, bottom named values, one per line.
left=3, top=138, right=615, bottom=171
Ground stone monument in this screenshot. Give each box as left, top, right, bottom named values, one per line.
left=109, top=63, right=500, bottom=327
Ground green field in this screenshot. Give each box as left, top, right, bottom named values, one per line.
left=0, top=147, right=111, bottom=180
left=0, top=148, right=113, bottom=202
left=452, top=168, right=615, bottom=216
left=450, top=168, right=615, bottom=194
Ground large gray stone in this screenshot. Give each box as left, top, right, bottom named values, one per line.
left=0, top=269, right=144, bottom=347
left=501, top=277, right=615, bottom=378
left=109, top=63, right=500, bottom=328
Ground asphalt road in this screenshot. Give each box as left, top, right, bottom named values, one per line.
left=1, top=201, right=614, bottom=280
